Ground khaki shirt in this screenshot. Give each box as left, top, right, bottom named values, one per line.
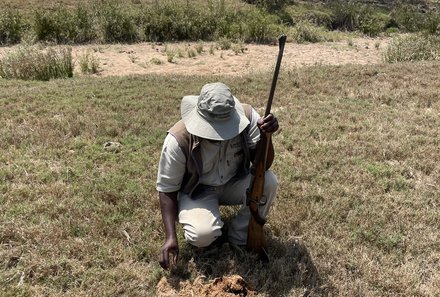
left=156, top=108, right=261, bottom=193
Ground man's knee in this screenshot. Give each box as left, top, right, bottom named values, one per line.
left=264, top=170, right=278, bottom=195
left=183, top=223, right=222, bottom=247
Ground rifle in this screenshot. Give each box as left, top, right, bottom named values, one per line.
left=246, top=35, right=287, bottom=261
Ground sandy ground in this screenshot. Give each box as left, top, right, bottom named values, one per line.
left=53, top=37, right=390, bottom=77
left=0, top=37, right=390, bottom=77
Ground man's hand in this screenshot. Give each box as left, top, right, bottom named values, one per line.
left=159, top=236, right=179, bottom=270
left=257, top=113, right=279, bottom=134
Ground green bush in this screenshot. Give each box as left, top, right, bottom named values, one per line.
left=214, top=10, right=247, bottom=41
left=0, top=45, right=73, bottom=80
left=391, top=5, right=425, bottom=33
left=286, top=4, right=333, bottom=29
left=327, top=0, right=363, bottom=31
left=34, top=7, right=96, bottom=43
left=0, top=10, right=23, bottom=45
left=424, top=11, right=440, bottom=35
left=140, top=1, right=285, bottom=43
left=384, top=34, right=440, bottom=63
left=243, top=8, right=282, bottom=43
left=359, top=10, right=390, bottom=37
left=141, top=1, right=217, bottom=41
left=243, top=0, right=294, bottom=12
left=97, top=1, right=139, bottom=43
left=74, top=5, right=96, bottom=43
left=291, top=21, right=324, bottom=43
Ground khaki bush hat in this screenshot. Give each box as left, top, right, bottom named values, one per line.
left=181, top=82, right=250, bottom=141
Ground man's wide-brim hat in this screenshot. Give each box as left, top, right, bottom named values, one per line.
left=181, top=82, right=250, bottom=141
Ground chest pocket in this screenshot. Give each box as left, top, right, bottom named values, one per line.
left=226, top=137, right=244, bottom=170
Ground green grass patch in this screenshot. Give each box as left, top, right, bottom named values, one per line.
left=1, top=62, right=439, bottom=296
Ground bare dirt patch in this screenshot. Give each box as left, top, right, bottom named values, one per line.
left=157, top=274, right=257, bottom=297
left=65, top=37, right=390, bottom=77
left=0, top=37, right=390, bottom=77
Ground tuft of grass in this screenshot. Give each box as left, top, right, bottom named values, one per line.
left=150, top=57, right=163, bottom=65
left=79, top=50, right=100, bottom=74
left=165, top=47, right=176, bottom=63
left=186, top=47, right=197, bottom=58
left=0, top=44, right=73, bottom=80
left=217, top=37, right=232, bottom=50
left=195, top=42, right=204, bottom=54
left=231, top=40, right=246, bottom=54
left=384, top=34, right=440, bottom=63
left=209, top=44, right=215, bottom=55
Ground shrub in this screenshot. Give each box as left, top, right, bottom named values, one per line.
left=34, top=7, right=96, bottom=43
left=391, top=5, right=425, bottom=33
left=286, top=4, right=333, bottom=29
left=97, top=1, right=139, bottom=43
left=243, top=0, right=294, bottom=12
left=291, top=21, right=324, bottom=43
left=214, top=14, right=246, bottom=41
left=141, top=1, right=217, bottom=42
left=242, top=8, right=282, bottom=43
left=384, top=34, right=440, bottom=63
left=385, top=27, right=400, bottom=35
left=0, top=10, right=23, bottom=45
left=327, top=0, right=363, bottom=31
left=359, top=10, right=390, bottom=37
left=74, top=5, right=96, bottom=43
left=424, top=11, right=440, bottom=35
left=0, top=45, right=73, bottom=80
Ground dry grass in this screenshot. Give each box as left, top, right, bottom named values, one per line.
left=0, top=45, right=73, bottom=80
left=0, top=61, right=439, bottom=296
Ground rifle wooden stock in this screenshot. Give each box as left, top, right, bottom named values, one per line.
left=246, top=132, right=271, bottom=261
left=246, top=35, right=286, bottom=261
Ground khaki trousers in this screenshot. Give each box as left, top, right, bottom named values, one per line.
left=178, top=171, right=277, bottom=247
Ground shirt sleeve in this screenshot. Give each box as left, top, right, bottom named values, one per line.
left=246, top=108, right=261, bottom=149
left=156, top=134, right=186, bottom=193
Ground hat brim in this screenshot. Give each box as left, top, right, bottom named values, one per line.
left=181, top=95, right=250, bottom=141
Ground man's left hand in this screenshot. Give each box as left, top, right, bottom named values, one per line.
left=257, top=113, right=279, bottom=134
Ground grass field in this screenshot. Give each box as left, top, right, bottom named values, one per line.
left=1, top=60, right=439, bottom=296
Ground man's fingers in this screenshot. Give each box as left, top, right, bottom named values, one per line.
left=171, top=251, right=178, bottom=265
left=260, top=115, right=278, bottom=133
left=159, top=250, right=170, bottom=270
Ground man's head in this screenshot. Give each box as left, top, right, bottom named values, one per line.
left=181, top=82, right=250, bottom=141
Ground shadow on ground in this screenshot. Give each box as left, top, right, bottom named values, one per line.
left=159, top=235, right=326, bottom=296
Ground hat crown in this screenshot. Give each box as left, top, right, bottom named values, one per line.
left=197, top=82, right=235, bottom=121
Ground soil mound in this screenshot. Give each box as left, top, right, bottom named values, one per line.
left=157, top=274, right=257, bottom=297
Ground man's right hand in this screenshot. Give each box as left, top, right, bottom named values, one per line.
left=159, top=236, right=179, bottom=270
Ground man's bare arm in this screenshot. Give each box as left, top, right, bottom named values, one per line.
left=158, top=191, right=179, bottom=270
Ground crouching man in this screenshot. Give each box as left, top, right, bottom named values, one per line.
left=156, top=82, right=278, bottom=270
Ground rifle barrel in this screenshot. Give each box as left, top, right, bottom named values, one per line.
left=265, top=35, right=287, bottom=117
